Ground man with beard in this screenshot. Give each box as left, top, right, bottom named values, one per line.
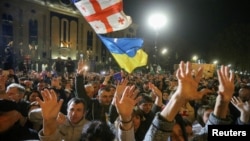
left=75, top=59, right=114, bottom=123
left=32, top=93, right=90, bottom=141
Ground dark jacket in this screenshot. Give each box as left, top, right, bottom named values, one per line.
left=75, top=75, right=108, bottom=122
left=143, top=113, right=232, bottom=141
left=3, top=48, right=14, bottom=70
left=0, top=122, right=39, bottom=141
left=135, top=104, right=162, bottom=141
left=65, top=60, right=75, bottom=73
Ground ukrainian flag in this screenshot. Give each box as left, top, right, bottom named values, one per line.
left=98, top=35, right=148, bottom=73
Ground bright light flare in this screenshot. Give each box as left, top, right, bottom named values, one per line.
left=213, top=60, right=218, bottom=64
left=148, top=13, right=167, bottom=30
left=161, top=48, right=167, bottom=54
left=192, top=55, right=198, bottom=61
left=84, top=66, right=88, bottom=71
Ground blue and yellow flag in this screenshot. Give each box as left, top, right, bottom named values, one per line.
left=98, top=35, right=148, bottom=73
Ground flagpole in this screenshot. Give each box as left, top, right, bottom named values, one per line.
left=154, top=30, right=159, bottom=67
left=148, top=13, right=167, bottom=72
left=108, top=57, right=112, bottom=70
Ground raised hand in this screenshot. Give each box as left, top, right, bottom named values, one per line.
left=56, top=112, right=67, bottom=125
left=109, top=68, right=115, bottom=76
left=214, top=65, right=234, bottom=118
left=114, top=85, right=140, bottom=122
left=149, top=82, right=163, bottom=106
left=36, top=89, right=63, bottom=120
left=77, top=59, right=86, bottom=75
left=231, top=96, right=250, bottom=123
left=217, top=65, right=235, bottom=102
left=149, top=83, right=162, bottom=98
left=175, top=61, right=205, bottom=101
left=231, top=96, right=250, bottom=113
left=104, top=74, right=112, bottom=82
left=36, top=89, right=63, bottom=135
left=160, top=61, right=208, bottom=122
left=115, top=78, right=129, bottom=98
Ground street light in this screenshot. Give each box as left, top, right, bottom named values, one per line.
left=213, top=60, right=218, bottom=65
left=148, top=13, right=167, bottom=70
left=148, top=13, right=167, bottom=31
left=161, top=48, right=168, bottom=55
left=192, top=55, right=198, bottom=63
left=213, top=60, right=219, bottom=69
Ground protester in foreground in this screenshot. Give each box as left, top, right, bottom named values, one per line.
left=135, top=83, right=163, bottom=141
left=114, top=85, right=141, bottom=141
left=231, top=96, right=250, bottom=124
left=192, top=105, right=214, bottom=135
left=75, top=59, right=113, bottom=122
left=0, top=99, right=39, bottom=140
left=37, top=86, right=141, bottom=141
left=37, top=90, right=89, bottom=141
left=142, top=61, right=234, bottom=141
left=6, top=83, right=31, bottom=127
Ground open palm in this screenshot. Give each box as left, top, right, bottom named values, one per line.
left=36, top=89, right=63, bottom=120
left=231, top=96, right=250, bottom=114
left=115, top=85, right=140, bottom=119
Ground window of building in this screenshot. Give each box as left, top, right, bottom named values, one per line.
left=2, top=14, right=13, bottom=44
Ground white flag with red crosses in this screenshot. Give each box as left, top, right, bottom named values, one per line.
left=74, top=0, right=132, bottom=34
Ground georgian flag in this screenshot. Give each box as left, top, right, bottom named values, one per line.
left=74, top=0, right=132, bottom=34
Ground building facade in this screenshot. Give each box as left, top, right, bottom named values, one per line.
left=0, top=0, right=138, bottom=72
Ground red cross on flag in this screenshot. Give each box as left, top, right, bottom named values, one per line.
left=74, top=0, right=132, bottom=34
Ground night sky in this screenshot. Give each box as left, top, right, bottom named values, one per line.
left=123, top=0, right=250, bottom=61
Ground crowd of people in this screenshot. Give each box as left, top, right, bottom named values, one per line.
left=0, top=58, right=250, bottom=141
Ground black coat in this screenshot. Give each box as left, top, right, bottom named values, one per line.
left=3, top=51, right=13, bottom=70
left=75, top=75, right=109, bottom=123
left=0, top=122, right=39, bottom=141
